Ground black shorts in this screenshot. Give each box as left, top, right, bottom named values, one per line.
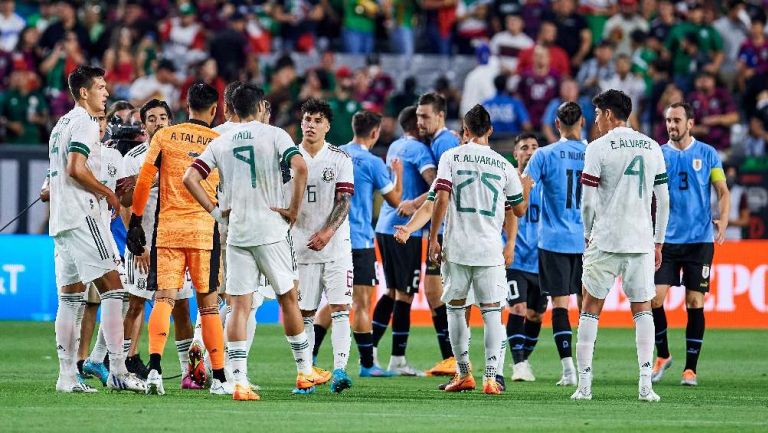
left=352, top=248, right=378, bottom=286
left=425, top=234, right=443, bottom=276
left=506, top=269, right=548, bottom=313
left=538, top=249, right=582, bottom=297
left=376, top=234, right=422, bottom=294
left=654, top=242, right=714, bottom=293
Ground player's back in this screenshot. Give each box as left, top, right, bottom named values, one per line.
left=201, top=120, right=297, bottom=248
left=524, top=138, right=586, bottom=254
left=150, top=121, right=220, bottom=249
left=438, top=143, right=520, bottom=267
left=375, top=135, right=435, bottom=235
left=661, top=139, right=720, bottom=244
left=582, top=126, right=667, bottom=253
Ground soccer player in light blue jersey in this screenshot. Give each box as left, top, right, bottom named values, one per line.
left=523, top=101, right=587, bottom=386
left=505, top=133, right=547, bottom=383
left=651, top=102, right=730, bottom=387
left=338, top=111, right=403, bottom=377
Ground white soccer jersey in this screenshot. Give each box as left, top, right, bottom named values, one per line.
left=48, top=106, right=102, bottom=236
left=123, top=142, right=159, bottom=244
left=292, top=142, right=354, bottom=264
left=95, top=146, right=125, bottom=227
left=435, top=142, right=523, bottom=266
left=581, top=126, right=668, bottom=253
left=213, top=121, right=240, bottom=210
left=194, top=120, right=300, bottom=247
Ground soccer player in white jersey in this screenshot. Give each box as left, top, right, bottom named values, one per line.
left=428, top=105, right=530, bottom=395
left=48, top=65, right=144, bottom=393
left=291, top=98, right=356, bottom=393
left=573, top=89, right=670, bottom=402
left=183, top=83, right=326, bottom=400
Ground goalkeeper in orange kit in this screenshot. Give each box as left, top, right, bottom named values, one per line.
left=126, top=83, right=231, bottom=396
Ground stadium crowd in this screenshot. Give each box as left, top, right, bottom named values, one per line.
left=0, top=0, right=762, bottom=236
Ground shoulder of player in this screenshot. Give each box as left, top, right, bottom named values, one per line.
left=126, top=143, right=148, bottom=158
left=326, top=143, right=351, bottom=159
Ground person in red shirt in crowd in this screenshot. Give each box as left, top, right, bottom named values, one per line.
left=517, top=45, right=561, bottom=130
left=103, top=27, right=137, bottom=101
left=687, top=71, right=739, bottom=151
left=517, top=20, right=571, bottom=77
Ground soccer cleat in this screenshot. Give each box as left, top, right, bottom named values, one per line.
left=330, top=369, right=353, bottom=393
left=188, top=342, right=207, bottom=387
left=444, top=374, right=477, bottom=392
left=145, top=369, right=165, bottom=395
left=572, top=370, right=593, bottom=400
left=556, top=370, right=577, bottom=386
left=483, top=377, right=502, bottom=395
left=181, top=373, right=203, bottom=390
left=495, top=375, right=506, bottom=392
left=511, top=361, right=536, bottom=382
left=359, top=364, right=396, bottom=378
left=312, top=366, right=332, bottom=384
left=107, top=372, right=146, bottom=393
left=83, top=360, right=109, bottom=386
left=126, top=354, right=149, bottom=380
left=388, top=358, right=425, bottom=377
left=56, top=375, right=97, bottom=393
left=233, top=384, right=260, bottom=401
left=639, top=386, right=661, bottom=402
left=425, top=357, right=457, bottom=376
left=681, top=369, right=698, bottom=386
left=651, top=356, right=673, bottom=383
left=209, top=379, right=234, bottom=395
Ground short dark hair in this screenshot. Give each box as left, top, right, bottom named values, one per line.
left=187, top=82, right=219, bottom=112
left=592, top=89, right=632, bottom=121
left=665, top=101, right=694, bottom=120
left=352, top=110, right=382, bottom=137
left=224, top=81, right=243, bottom=113
left=140, top=99, right=173, bottom=124
left=68, top=65, right=105, bottom=101
left=231, top=83, right=265, bottom=118
left=107, top=100, right=134, bottom=120
left=557, top=101, right=583, bottom=127
left=301, top=98, right=333, bottom=123
left=417, top=92, right=446, bottom=115
left=463, top=104, right=492, bottom=137
left=398, top=105, right=418, bottom=133
left=493, top=75, right=508, bottom=94
left=514, top=132, right=539, bottom=146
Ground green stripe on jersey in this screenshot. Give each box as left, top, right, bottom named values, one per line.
left=282, top=147, right=300, bottom=165
left=507, top=194, right=523, bottom=205
left=427, top=190, right=436, bottom=202
left=68, top=142, right=90, bottom=157
left=654, top=173, right=668, bottom=185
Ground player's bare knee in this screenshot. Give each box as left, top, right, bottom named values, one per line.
left=685, top=290, right=705, bottom=308
left=395, top=291, right=414, bottom=303
left=509, top=303, right=526, bottom=316
left=551, top=295, right=570, bottom=309
left=526, top=310, right=543, bottom=322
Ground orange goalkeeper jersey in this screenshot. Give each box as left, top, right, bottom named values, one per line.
left=132, top=119, right=220, bottom=250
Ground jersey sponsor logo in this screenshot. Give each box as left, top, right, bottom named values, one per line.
left=322, top=167, right=336, bottom=183
left=188, top=151, right=200, bottom=158
left=692, top=158, right=703, bottom=171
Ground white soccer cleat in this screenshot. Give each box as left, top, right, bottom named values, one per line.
left=108, top=372, right=147, bottom=393
left=571, top=371, right=593, bottom=400
left=56, top=376, right=97, bottom=393
left=210, top=379, right=234, bottom=395
left=556, top=369, right=577, bottom=386
left=511, top=361, right=536, bottom=382
left=639, top=386, right=661, bottom=402
left=145, top=369, right=165, bottom=395
left=387, top=357, right=425, bottom=377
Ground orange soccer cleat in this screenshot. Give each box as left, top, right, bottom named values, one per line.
left=425, top=357, right=457, bottom=377
left=233, top=384, right=260, bottom=401
left=443, top=374, right=477, bottom=392
left=483, top=377, right=502, bottom=395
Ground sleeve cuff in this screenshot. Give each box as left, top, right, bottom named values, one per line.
left=419, top=164, right=436, bottom=174
left=191, top=159, right=211, bottom=178
left=379, top=182, right=394, bottom=195
left=68, top=142, right=90, bottom=157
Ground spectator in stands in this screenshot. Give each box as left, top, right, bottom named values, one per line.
left=520, top=0, right=548, bottom=39
left=602, top=0, right=648, bottom=56
left=210, top=11, right=251, bottom=81
left=315, top=50, right=338, bottom=92
left=387, top=0, right=417, bottom=56
left=738, top=12, right=768, bottom=117
left=0, top=69, right=48, bottom=145
left=40, top=30, right=84, bottom=117
left=630, top=30, right=656, bottom=98
left=298, top=68, right=332, bottom=101
left=541, top=78, right=594, bottom=142
left=160, top=2, right=207, bottom=72
left=599, top=53, right=645, bottom=128
left=713, top=0, right=749, bottom=88
left=482, top=74, right=531, bottom=137
left=421, top=0, right=458, bottom=55
left=576, top=40, right=615, bottom=97
left=386, top=76, right=418, bottom=120
left=0, top=0, right=25, bottom=52
left=664, top=2, right=723, bottom=92
left=745, top=114, right=767, bottom=158
left=517, top=20, right=571, bottom=76
left=180, top=58, right=226, bottom=124
left=460, top=44, right=499, bottom=117
left=342, top=0, right=378, bottom=54
left=128, top=58, right=181, bottom=113
left=688, top=71, right=739, bottom=151
left=265, top=55, right=299, bottom=128
left=579, top=0, right=616, bottom=46
left=455, top=0, right=491, bottom=55
left=713, top=163, right=751, bottom=240
left=27, top=0, right=56, bottom=33
left=489, top=13, right=534, bottom=74
left=328, top=66, right=362, bottom=145
left=543, top=0, right=591, bottom=69
left=103, top=28, right=137, bottom=102
left=491, top=0, right=523, bottom=34
left=39, top=1, right=91, bottom=58
left=653, top=81, right=683, bottom=143
left=356, top=55, right=394, bottom=112
left=15, top=26, right=43, bottom=73
left=517, top=45, right=560, bottom=131
left=434, top=75, right=461, bottom=121
left=273, top=0, right=324, bottom=52
left=649, top=0, right=676, bottom=44
left=83, top=2, right=110, bottom=61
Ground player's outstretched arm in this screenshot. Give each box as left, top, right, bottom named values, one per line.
left=273, top=154, right=307, bottom=226
left=394, top=199, right=435, bottom=244
left=67, top=152, right=119, bottom=214
left=428, top=189, right=449, bottom=264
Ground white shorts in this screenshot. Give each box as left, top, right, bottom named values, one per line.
left=54, top=216, right=120, bottom=288
left=297, top=256, right=353, bottom=311
left=125, top=252, right=194, bottom=300
left=441, top=262, right=506, bottom=305
left=226, top=240, right=297, bottom=297
left=582, top=243, right=655, bottom=303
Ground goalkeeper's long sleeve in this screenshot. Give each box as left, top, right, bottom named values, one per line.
left=131, top=162, right=158, bottom=217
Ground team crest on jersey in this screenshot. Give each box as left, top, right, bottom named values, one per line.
left=322, top=167, right=335, bottom=183
left=137, top=278, right=146, bottom=290
left=702, top=265, right=710, bottom=279
left=692, top=159, right=703, bottom=172
left=107, top=163, right=117, bottom=177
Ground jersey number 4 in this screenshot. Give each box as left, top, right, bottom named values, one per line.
left=623, top=155, right=646, bottom=198
left=455, top=170, right=501, bottom=217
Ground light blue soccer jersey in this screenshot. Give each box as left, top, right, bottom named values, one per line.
left=375, top=135, right=435, bottom=236
left=340, top=142, right=394, bottom=249
left=510, top=181, right=542, bottom=274
left=523, top=138, right=586, bottom=254
left=430, top=128, right=460, bottom=163
left=661, top=139, right=724, bottom=244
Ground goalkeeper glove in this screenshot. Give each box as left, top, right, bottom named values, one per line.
left=126, top=214, right=146, bottom=255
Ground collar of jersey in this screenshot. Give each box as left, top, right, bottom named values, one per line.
left=666, top=137, right=697, bottom=152
left=186, top=118, right=210, bottom=128
left=558, top=137, right=588, bottom=145
left=433, top=127, right=449, bottom=141
left=349, top=142, right=369, bottom=152
left=301, top=141, right=329, bottom=159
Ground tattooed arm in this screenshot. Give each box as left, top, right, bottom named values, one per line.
left=306, top=191, right=352, bottom=251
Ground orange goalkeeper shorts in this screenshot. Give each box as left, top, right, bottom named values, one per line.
left=151, top=247, right=221, bottom=293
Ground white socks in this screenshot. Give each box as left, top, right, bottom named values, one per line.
left=498, top=337, right=507, bottom=377
left=576, top=313, right=599, bottom=380
left=303, top=316, right=315, bottom=361
left=480, top=306, right=503, bottom=380
left=176, top=338, right=192, bottom=376
left=634, top=311, right=655, bottom=387
left=99, top=290, right=127, bottom=375
left=246, top=311, right=257, bottom=356
left=228, top=340, right=248, bottom=386
left=193, top=311, right=203, bottom=345
left=447, top=305, right=470, bottom=376
left=286, top=332, right=313, bottom=375
left=56, top=292, right=84, bottom=376
left=331, top=310, right=351, bottom=370
left=89, top=326, right=107, bottom=363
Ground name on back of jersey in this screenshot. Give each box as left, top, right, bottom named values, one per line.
left=454, top=153, right=508, bottom=169
left=610, top=137, right=653, bottom=150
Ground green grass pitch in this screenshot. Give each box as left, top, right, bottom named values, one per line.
left=0, top=322, right=766, bottom=432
